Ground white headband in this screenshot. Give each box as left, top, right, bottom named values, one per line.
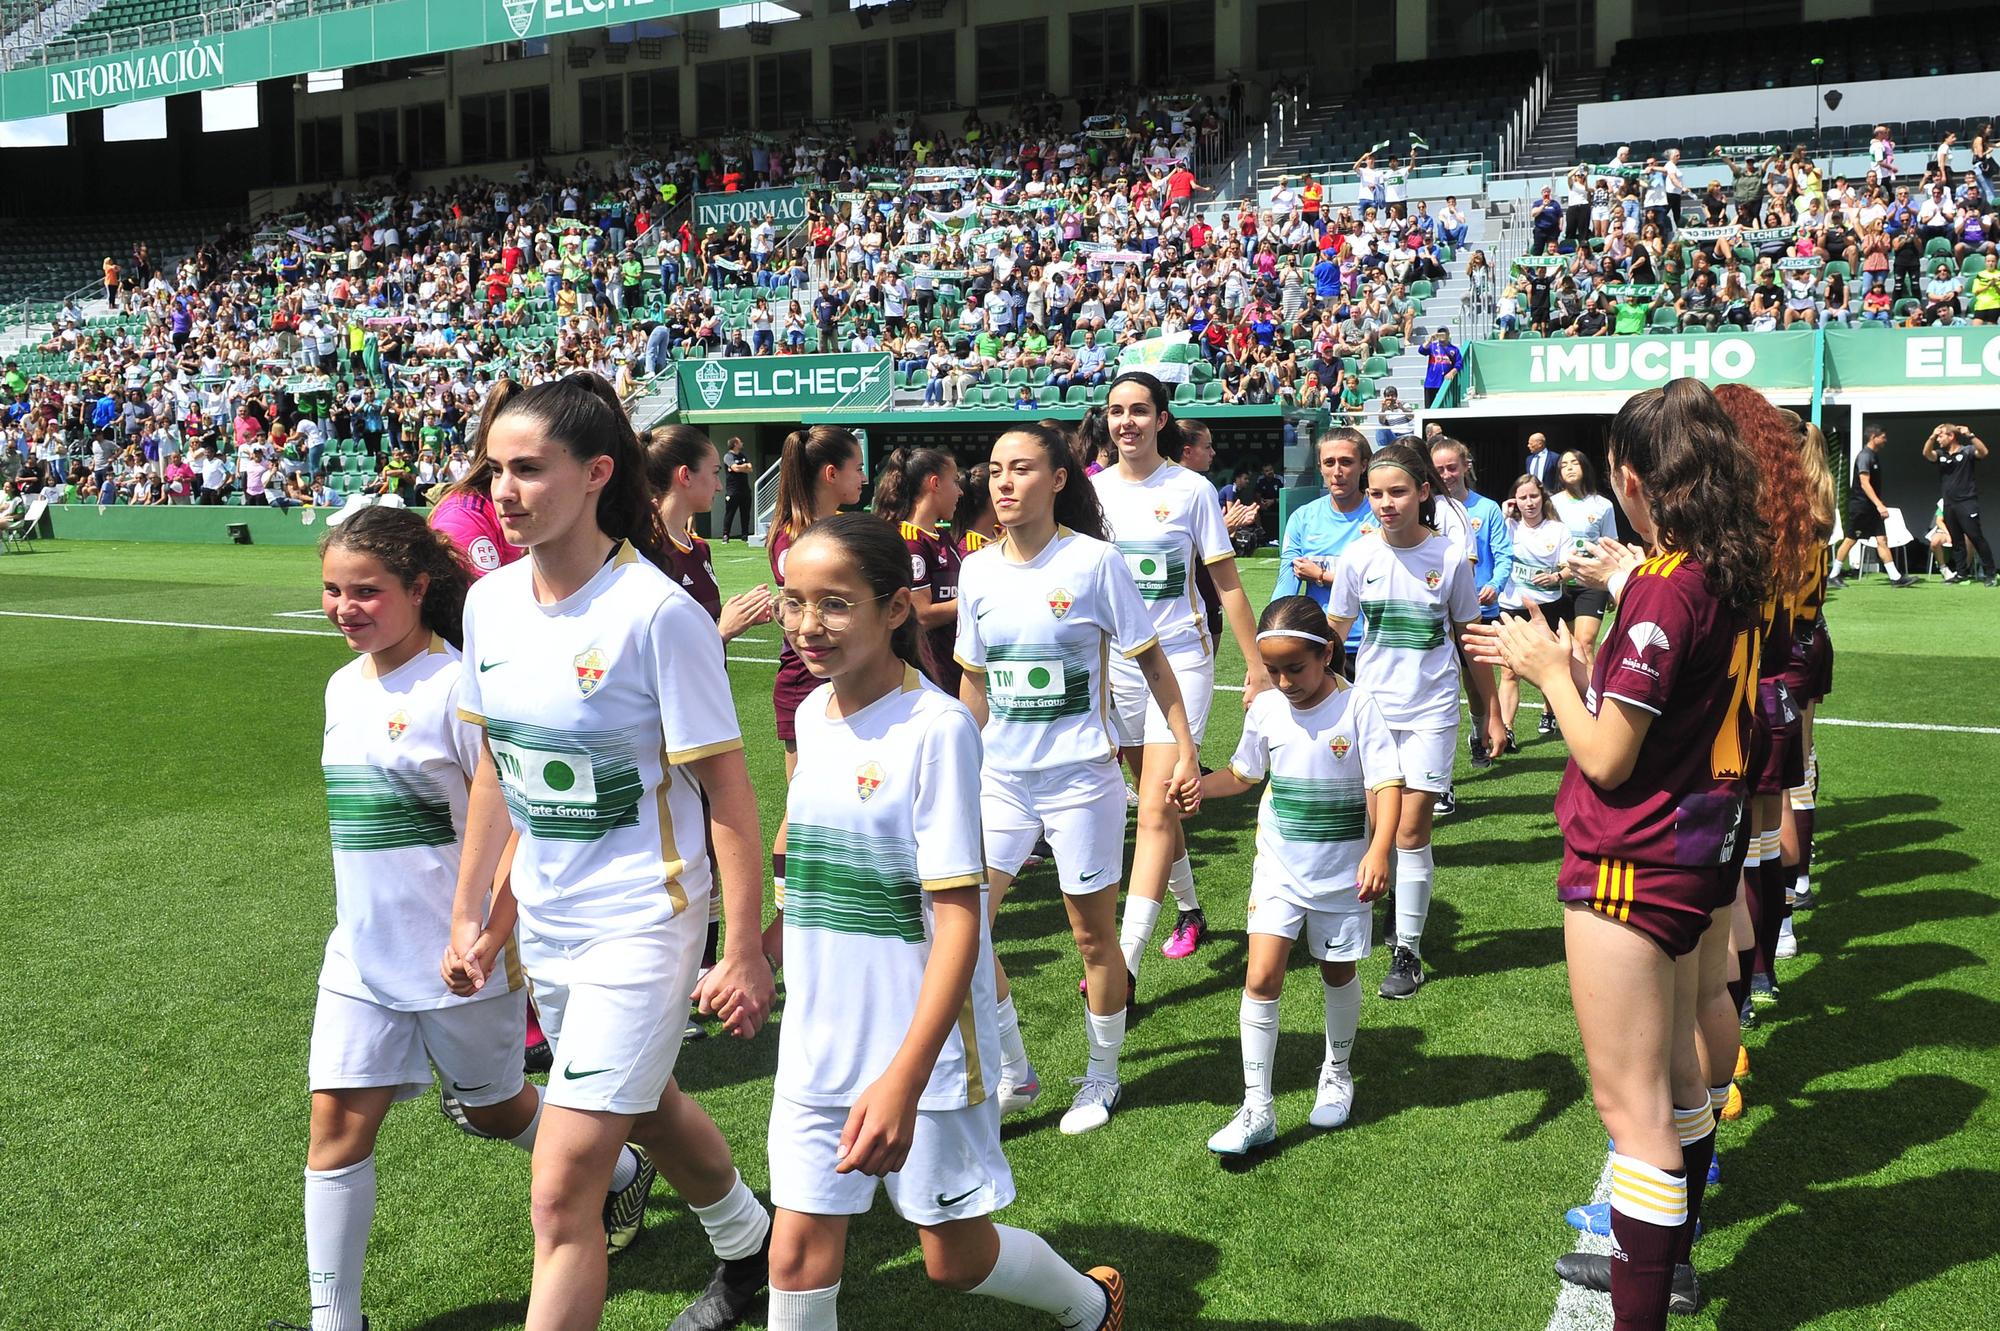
left=1257, top=629, right=1330, bottom=646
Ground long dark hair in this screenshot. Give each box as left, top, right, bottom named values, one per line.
left=774, top=425, right=860, bottom=536
left=449, top=375, right=520, bottom=500
left=872, top=446, right=955, bottom=525
left=996, top=422, right=1107, bottom=541
left=1367, top=441, right=1439, bottom=529
left=487, top=372, right=665, bottom=565
left=320, top=504, right=473, bottom=649
left=791, top=512, right=923, bottom=675
left=1106, top=369, right=1189, bottom=462
left=954, top=458, right=996, bottom=538
left=1557, top=448, right=1601, bottom=496
left=642, top=423, right=717, bottom=495
left=1606, top=378, right=1768, bottom=617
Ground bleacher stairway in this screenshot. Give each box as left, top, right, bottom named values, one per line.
left=1259, top=101, right=1347, bottom=180
left=1514, top=72, right=1604, bottom=174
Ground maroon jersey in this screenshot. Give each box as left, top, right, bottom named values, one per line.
left=768, top=523, right=816, bottom=741
left=1782, top=545, right=1831, bottom=694
left=660, top=527, right=723, bottom=623
left=900, top=520, right=963, bottom=696
left=1556, top=552, right=1756, bottom=907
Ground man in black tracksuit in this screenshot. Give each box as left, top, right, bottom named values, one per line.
left=1925, top=423, right=1994, bottom=585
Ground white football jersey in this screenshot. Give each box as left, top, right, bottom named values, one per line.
left=1329, top=532, right=1478, bottom=727
left=459, top=543, right=742, bottom=944
left=1092, top=461, right=1234, bottom=653
left=320, top=636, right=519, bottom=1010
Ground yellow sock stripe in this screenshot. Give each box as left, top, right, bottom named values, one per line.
left=1675, top=1103, right=1716, bottom=1144
left=1610, top=1169, right=1689, bottom=1209
left=1709, top=1083, right=1731, bottom=1113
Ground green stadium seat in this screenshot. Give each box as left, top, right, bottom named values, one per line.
left=1173, top=382, right=1198, bottom=404
left=1363, top=355, right=1390, bottom=377
left=1200, top=382, right=1224, bottom=403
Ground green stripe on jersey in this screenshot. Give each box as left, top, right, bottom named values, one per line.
left=1117, top=538, right=1189, bottom=602
left=484, top=716, right=645, bottom=843
left=1360, top=598, right=1446, bottom=651
left=984, top=641, right=1093, bottom=725
left=324, top=765, right=456, bottom=851
left=1267, top=775, right=1370, bottom=843
left=784, top=823, right=925, bottom=942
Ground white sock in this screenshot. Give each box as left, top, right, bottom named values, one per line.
left=995, top=994, right=1031, bottom=1083
left=1118, top=895, right=1163, bottom=978
left=506, top=1084, right=543, bottom=1152
left=768, top=1282, right=841, bottom=1331
left=1323, top=976, right=1361, bottom=1070
left=609, top=1143, right=641, bottom=1192
left=304, top=1156, right=376, bottom=1331
left=1394, top=844, right=1435, bottom=954
left=690, top=1171, right=771, bottom=1261
left=1165, top=854, right=1198, bottom=911
left=968, top=1224, right=1110, bottom=1329
left=1239, top=994, right=1279, bottom=1112
left=1084, top=1009, right=1126, bottom=1083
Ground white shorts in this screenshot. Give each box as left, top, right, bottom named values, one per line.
left=982, top=760, right=1126, bottom=896
left=768, top=1093, right=1016, bottom=1226
left=1388, top=721, right=1458, bottom=793
left=308, top=985, right=527, bottom=1108
left=520, top=919, right=704, bottom=1115
left=1110, top=638, right=1214, bottom=749
left=1247, top=877, right=1374, bottom=962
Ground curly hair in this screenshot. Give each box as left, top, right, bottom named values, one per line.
left=1713, top=384, right=1817, bottom=598
left=1607, top=379, right=1769, bottom=619
left=320, top=503, right=474, bottom=649
left=1776, top=408, right=1838, bottom=543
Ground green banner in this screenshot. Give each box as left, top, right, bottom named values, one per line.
left=693, top=186, right=807, bottom=231
left=1465, top=332, right=1817, bottom=397
left=1825, top=326, right=2000, bottom=389
left=5, top=0, right=738, bottom=121
left=677, top=353, right=892, bottom=416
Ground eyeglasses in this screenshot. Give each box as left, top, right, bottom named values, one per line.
left=774, top=591, right=888, bottom=632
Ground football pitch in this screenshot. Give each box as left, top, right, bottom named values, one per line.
left=4, top=538, right=1998, bottom=1331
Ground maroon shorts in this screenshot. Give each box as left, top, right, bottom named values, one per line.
left=1750, top=679, right=1804, bottom=796
left=772, top=651, right=816, bottom=743
left=1559, top=848, right=1734, bottom=958
left=1782, top=620, right=1833, bottom=705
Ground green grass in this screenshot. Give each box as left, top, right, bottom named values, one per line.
left=4, top=540, right=1998, bottom=1331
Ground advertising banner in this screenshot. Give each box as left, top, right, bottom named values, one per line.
left=693, top=186, right=807, bottom=230
left=677, top=353, right=892, bottom=415
left=1825, top=327, right=2000, bottom=389
left=1465, top=332, right=1816, bottom=396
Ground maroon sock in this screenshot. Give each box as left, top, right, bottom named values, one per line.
left=1795, top=808, right=1815, bottom=884
left=1729, top=949, right=1755, bottom=1011
left=1611, top=1199, right=1682, bottom=1331
left=1676, top=1129, right=1717, bottom=1265
left=1753, top=869, right=1786, bottom=977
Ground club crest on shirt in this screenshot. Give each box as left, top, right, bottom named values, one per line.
left=1360, top=521, right=1379, bottom=536
left=1153, top=503, right=1172, bottom=522
left=574, top=648, right=609, bottom=697
left=856, top=761, right=885, bottom=802
left=1424, top=569, right=1442, bottom=590
left=387, top=710, right=410, bottom=741
left=1329, top=734, right=1351, bottom=759
left=1047, top=587, right=1073, bottom=618
left=1470, top=517, right=1483, bottom=532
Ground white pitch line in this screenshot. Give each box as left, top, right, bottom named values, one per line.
left=1544, top=1156, right=1615, bottom=1331
left=0, top=610, right=342, bottom=637
left=1816, top=716, right=2000, bottom=736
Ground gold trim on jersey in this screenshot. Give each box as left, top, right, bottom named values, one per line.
left=611, top=541, right=641, bottom=569
left=1367, top=777, right=1408, bottom=792
left=666, top=736, right=745, bottom=766
left=1118, top=633, right=1161, bottom=660
left=1227, top=761, right=1261, bottom=785
left=656, top=751, right=690, bottom=914
left=921, top=871, right=986, bottom=892
left=456, top=707, right=486, bottom=726
left=428, top=633, right=450, bottom=655
left=954, top=653, right=986, bottom=674
left=501, top=932, right=525, bottom=991
left=956, top=994, right=986, bottom=1107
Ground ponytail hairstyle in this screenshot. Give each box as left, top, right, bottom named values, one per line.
left=642, top=423, right=718, bottom=496
left=774, top=424, right=860, bottom=536
left=872, top=445, right=955, bottom=525
left=996, top=422, right=1108, bottom=542
left=448, top=374, right=520, bottom=500
left=791, top=512, right=923, bottom=675
left=1259, top=593, right=1345, bottom=677
left=1713, top=384, right=1816, bottom=599
left=1776, top=407, right=1838, bottom=542
left=1106, top=369, right=1189, bottom=462
left=1076, top=404, right=1111, bottom=471
left=319, top=503, right=473, bottom=649
left=1605, top=377, right=1769, bottom=618
left=953, top=455, right=996, bottom=538
left=1366, top=440, right=1440, bottom=530
left=486, top=372, right=666, bottom=565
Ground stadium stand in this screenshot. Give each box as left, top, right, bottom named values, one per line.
left=1276, top=51, right=1543, bottom=170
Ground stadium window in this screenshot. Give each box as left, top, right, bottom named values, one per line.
left=696, top=57, right=752, bottom=133
left=754, top=50, right=812, bottom=130
left=103, top=97, right=167, bottom=143
left=201, top=84, right=259, bottom=134
left=512, top=86, right=551, bottom=159
left=975, top=19, right=1047, bottom=103
left=1430, top=0, right=1596, bottom=70
left=1254, top=1, right=1307, bottom=72
left=298, top=116, right=342, bottom=182
left=1068, top=9, right=1132, bottom=95
left=305, top=69, right=345, bottom=95
left=0, top=113, right=68, bottom=149
left=831, top=40, right=890, bottom=118
left=894, top=32, right=956, bottom=113
left=354, top=107, right=398, bottom=176
left=579, top=74, right=626, bottom=150
left=631, top=68, right=681, bottom=140
left=1139, top=1, right=1211, bottom=84
left=460, top=91, right=507, bottom=165
left=1634, top=0, right=1797, bottom=38
left=404, top=102, right=446, bottom=170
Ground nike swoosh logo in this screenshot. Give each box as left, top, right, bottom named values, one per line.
left=479, top=658, right=506, bottom=672
left=1365, top=574, right=1383, bottom=584
left=452, top=1081, right=493, bottom=1093
left=323, top=723, right=337, bottom=735
left=562, top=1064, right=614, bottom=1080
left=1078, top=867, right=1104, bottom=883
left=936, top=1186, right=982, bottom=1208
